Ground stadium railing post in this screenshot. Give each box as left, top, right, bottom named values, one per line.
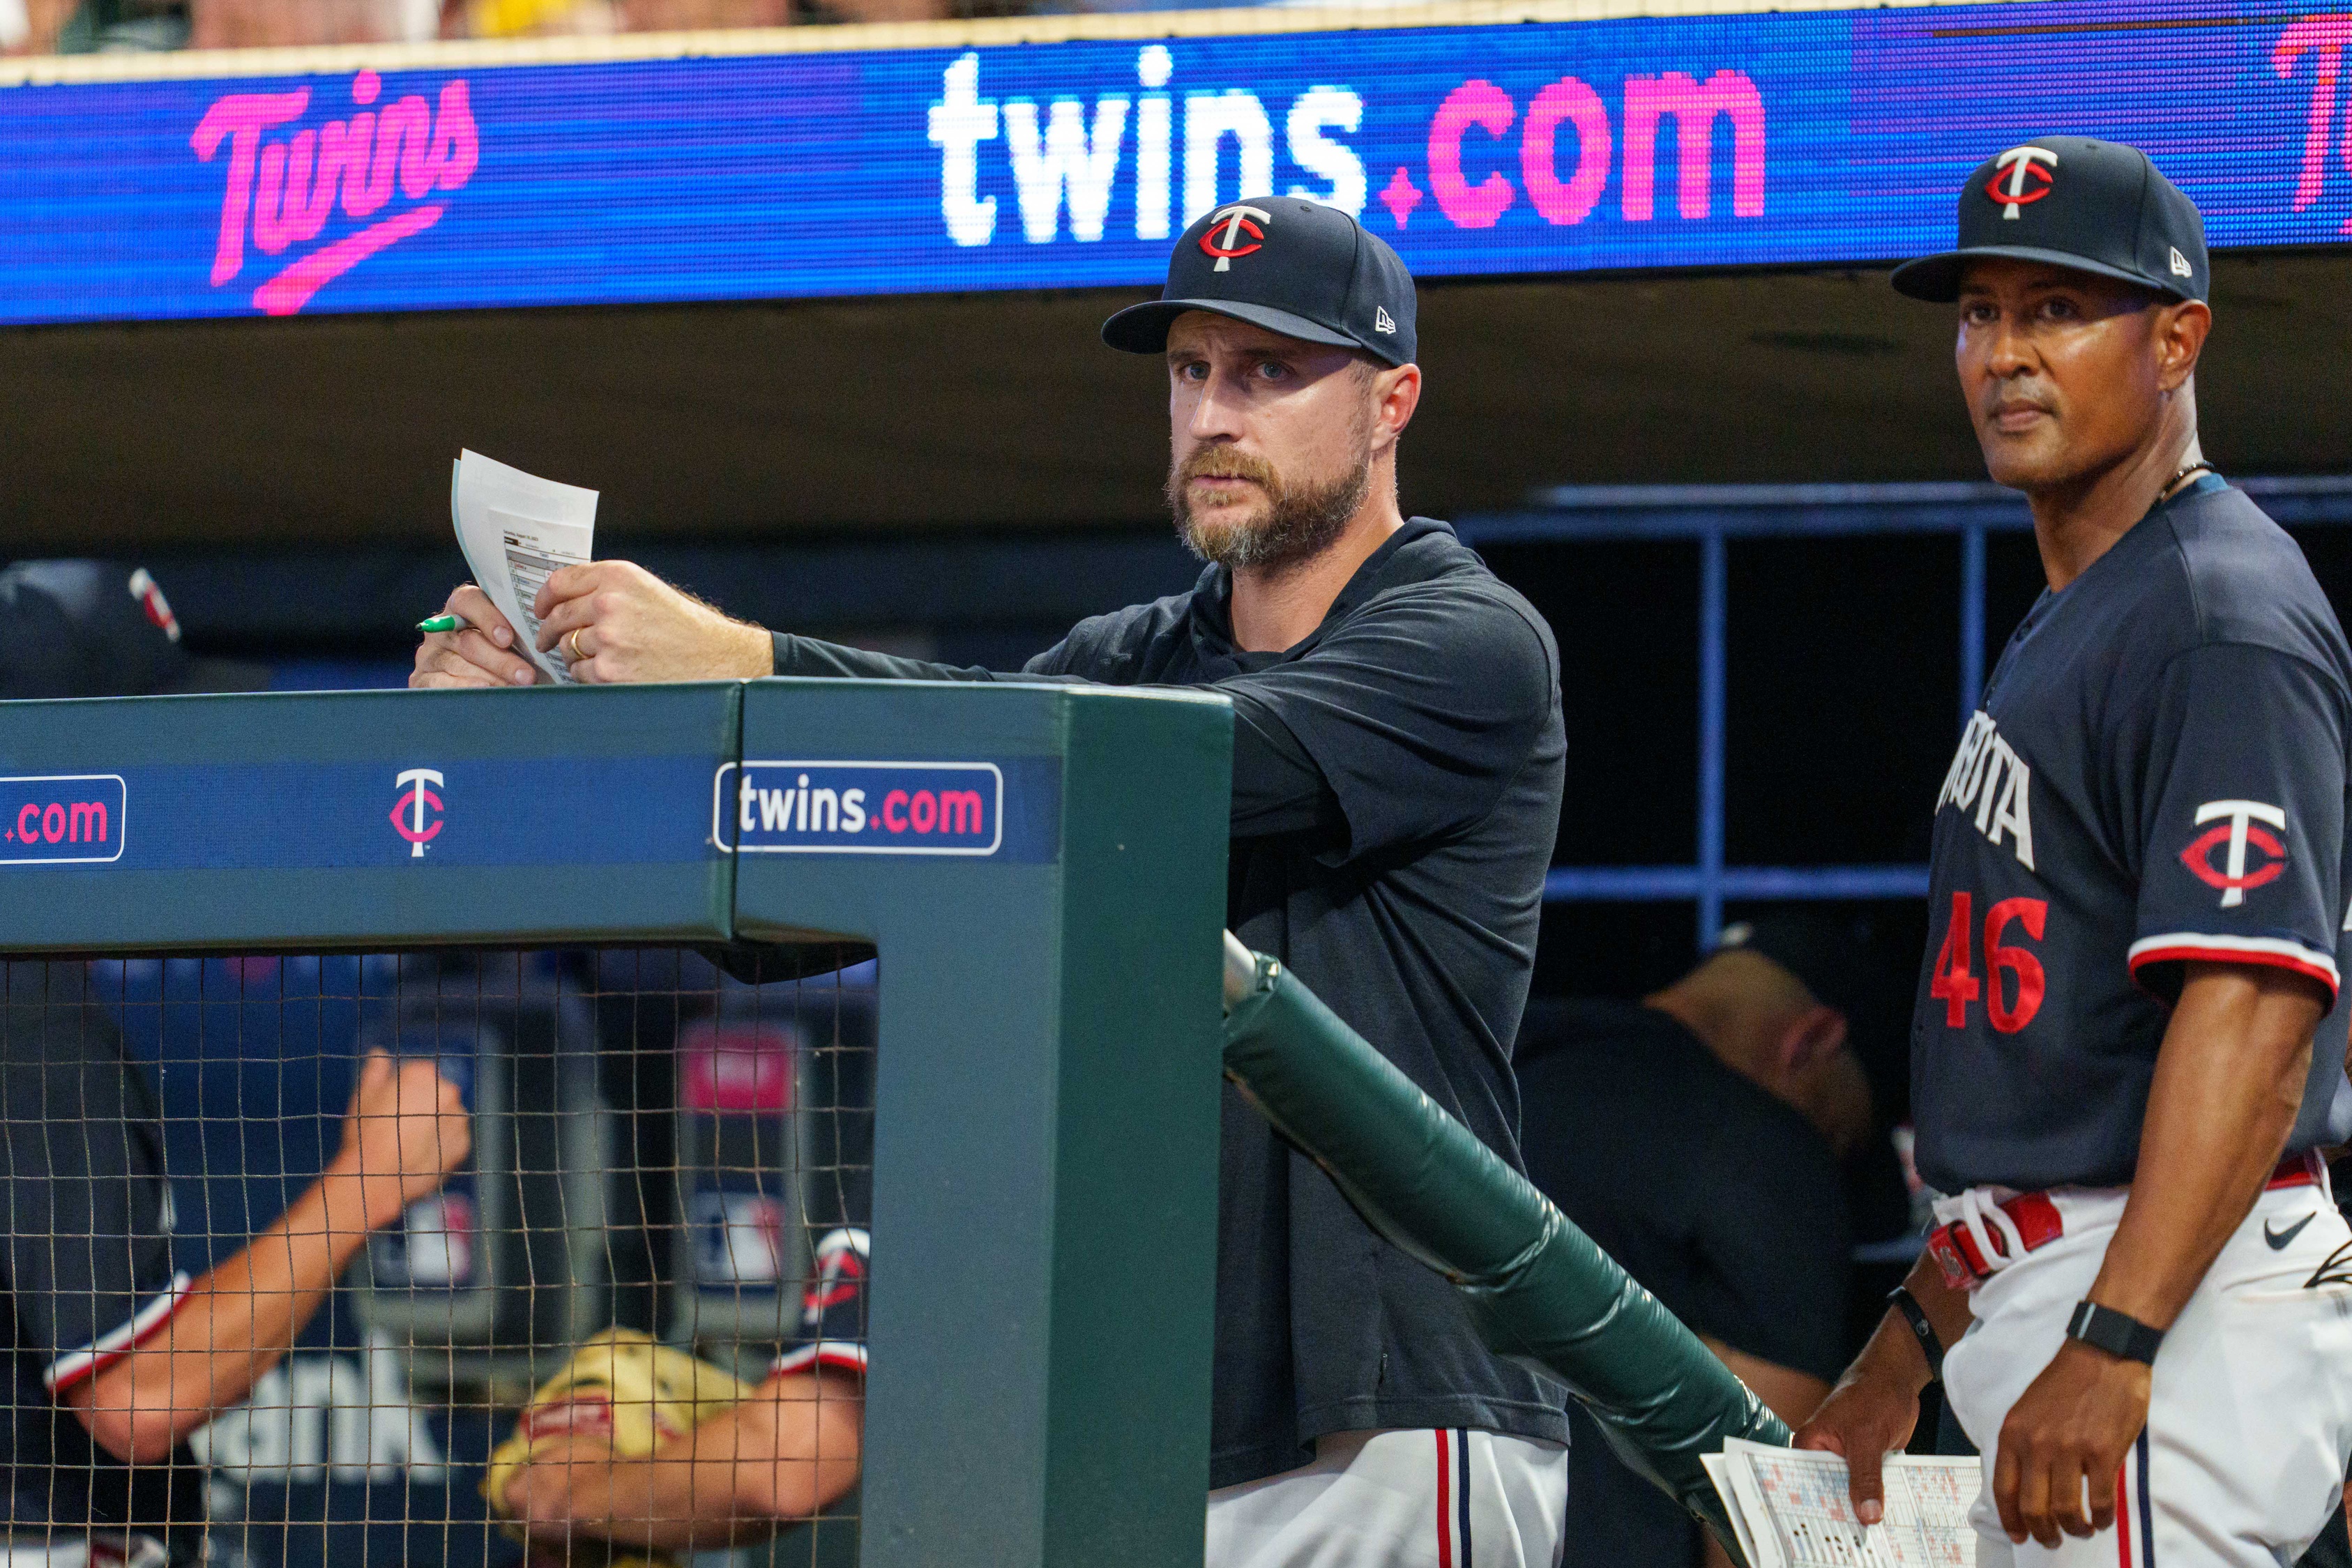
left=730, top=678, right=1234, bottom=1568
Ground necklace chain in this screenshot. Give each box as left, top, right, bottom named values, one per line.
left=2162, top=459, right=2213, bottom=500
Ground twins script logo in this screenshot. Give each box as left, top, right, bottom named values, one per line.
left=192, top=70, right=478, bottom=316
left=2277, top=17, right=2352, bottom=233
left=2180, top=798, right=2287, bottom=908
left=391, top=768, right=445, bottom=858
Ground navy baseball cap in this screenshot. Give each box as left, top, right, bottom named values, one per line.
left=0, top=560, right=268, bottom=699
left=1892, top=136, right=2207, bottom=304
left=1102, top=195, right=1417, bottom=366
left=1715, top=912, right=1902, bottom=1038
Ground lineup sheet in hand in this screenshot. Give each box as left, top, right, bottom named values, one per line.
left=451, top=449, right=599, bottom=685
left=1704, top=1438, right=1978, bottom=1567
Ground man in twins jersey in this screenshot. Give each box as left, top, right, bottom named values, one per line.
left=1797, top=137, right=2352, bottom=1565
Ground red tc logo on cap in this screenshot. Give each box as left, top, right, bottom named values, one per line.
left=1987, top=145, right=2058, bottom=219
left=1200, top=203, right=1271, bottom=272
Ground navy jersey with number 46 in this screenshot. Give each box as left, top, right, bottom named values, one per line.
left=1912, top=476, right=2352, bottom=1194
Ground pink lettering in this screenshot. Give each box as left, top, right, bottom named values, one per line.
left=341, top=112, right=393, bottom=218
left=383, top=96, right=437, bottom=199
left=190, top=89, right=309, bottom=285
left=194, top=71, right=480, bottom=314
left=254, top=128, right=342, bottom=255
left=423, top=82, right=480, bottom=192
left=1522, top=77, right=1611, bottom=226
left=252, top=205, right=442, bottom=316
left=2275, top=16, right=2352, bottom=217
left=1428, top=80, right=1516, bottom=228
left=1622, top=70, right=1765, bottom=221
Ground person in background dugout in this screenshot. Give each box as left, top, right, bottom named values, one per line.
left=1516, top=914, right=1888, bottom=1568
left=0, top=560, right=266, bottom=701
left=416, top=196, right=1572, bottom=1566
left=0, top=978, right=469, bottom=1565
left=494, top=1227, right=869, bottom=1555
left=0, top=561, right=462, bottom=1563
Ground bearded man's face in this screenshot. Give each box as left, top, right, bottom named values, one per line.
left=1164, top=313, right=1381, bottom=573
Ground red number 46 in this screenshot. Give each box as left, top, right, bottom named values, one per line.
left=1929, top=891, right=2047, bottom=1033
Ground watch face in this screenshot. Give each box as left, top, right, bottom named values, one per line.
left=2069, top=1301, right=2161, bottom=1363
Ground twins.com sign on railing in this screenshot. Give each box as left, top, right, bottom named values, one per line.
left=2, top=0, right=2348, bottom=324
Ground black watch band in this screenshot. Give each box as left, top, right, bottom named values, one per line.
left=2065, top=1300, right=2164, bottom=1364
left=1887, top=1286, right=1945, bottom=1381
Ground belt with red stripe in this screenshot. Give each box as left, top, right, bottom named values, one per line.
left=1927, top=1150, right=2323, bottom=1291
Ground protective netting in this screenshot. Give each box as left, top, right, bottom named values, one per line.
left=0, top=948, right=873, bottom=1568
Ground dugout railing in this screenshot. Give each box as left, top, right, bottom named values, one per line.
left=0, top=678, right=1232, bottom=1568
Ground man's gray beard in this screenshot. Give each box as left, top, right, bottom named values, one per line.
left=1169, top=456, right=1374, bottom=573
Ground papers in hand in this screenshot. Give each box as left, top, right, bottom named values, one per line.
left=451, top=450, right=600, bottom=685
left=1704, top=1439, right=1978, bottom=1567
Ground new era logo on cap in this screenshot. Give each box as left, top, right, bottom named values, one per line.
left=2170, top=246, right=2193, bottom=277
left=1374, top=307, right=1395, bottom=335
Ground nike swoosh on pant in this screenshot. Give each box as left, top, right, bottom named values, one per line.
left=2266, top=1212, right=2318, bottom=1250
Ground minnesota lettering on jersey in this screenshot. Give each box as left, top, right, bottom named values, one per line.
left=1938, top=710, right=2036, bottom=871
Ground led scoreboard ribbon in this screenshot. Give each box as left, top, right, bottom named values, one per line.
left=0, top=0, right=2343, bottom=325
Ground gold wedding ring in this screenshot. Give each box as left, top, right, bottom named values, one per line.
left=563, top=628, right=586, bottom=662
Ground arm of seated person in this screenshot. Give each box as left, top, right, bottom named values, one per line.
left=1700, top=1335, right=1831, bottom=1426
left=499, top=1368, right=865, bottom=1553
left=59, top=1054, right=468, bottom=1463
left=1702, top=1338, right=1832, bottom=1568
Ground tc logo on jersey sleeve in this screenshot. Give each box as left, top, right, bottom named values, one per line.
left=2179, top=799, right=2288, bottom=908
left=801, top=1228, right=869, bottom=1328
left=1936, top=712, right=2036, bottom=871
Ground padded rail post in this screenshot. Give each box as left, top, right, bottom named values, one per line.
left=730, top=679, right=1234, bottom=1568
left=1219, top=936, right=1787, bottom=1556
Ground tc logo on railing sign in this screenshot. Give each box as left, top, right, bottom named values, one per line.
left=713, top=761, right=1003, bottom=855
left=0, top=775, right=127, bottom=866
left=390, top=768, right=446, bottom=858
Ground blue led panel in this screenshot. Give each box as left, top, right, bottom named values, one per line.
left=0, top=0, right=2343, bottom=325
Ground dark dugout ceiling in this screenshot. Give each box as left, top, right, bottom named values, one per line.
left=4, top=248, right=2346, bottom=552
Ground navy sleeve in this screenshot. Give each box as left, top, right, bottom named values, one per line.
left=771, top=634, right=997, bottom=683
left=1215, top=586, right=1557, bottom=862
left=773, top=1227, right=867, bottom=1379
left=0, top=1021, right=188, bottom=1395
left=2130, top=642, right=2348, bottom=1003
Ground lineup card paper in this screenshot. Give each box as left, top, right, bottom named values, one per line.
left=450, top=450, right=599, bottom=685
left=1710, top=1439, right=1977, bottom=1568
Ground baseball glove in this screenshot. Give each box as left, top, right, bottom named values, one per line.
left=483, top=1327, right=759, bottom=1568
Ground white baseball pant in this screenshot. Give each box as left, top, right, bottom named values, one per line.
left=1940, top=1170, right=2352, bottom=1567
left=1206, top=1427, right=1568, bottom=1568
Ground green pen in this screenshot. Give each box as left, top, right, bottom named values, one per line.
left=416, top=613, right=471, bottom=634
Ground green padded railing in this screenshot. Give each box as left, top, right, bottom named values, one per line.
left=1218, top=935, right=1787, bottom=1558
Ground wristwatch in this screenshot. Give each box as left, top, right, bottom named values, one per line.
left=2065, top=1300, right=2164, bottom=1364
